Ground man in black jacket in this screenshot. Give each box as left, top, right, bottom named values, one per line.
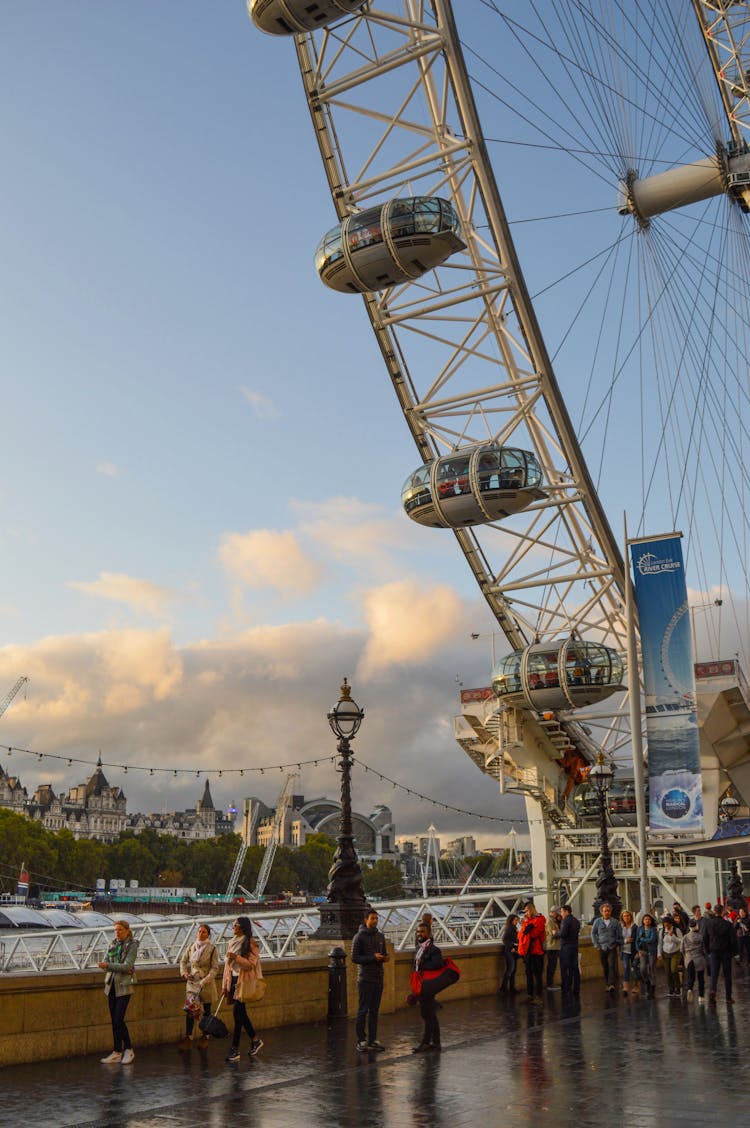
left=351, top=907, right=389, bottom=1051
left=706, top=903, right=737, bottom=1004
left=558, top=905, right=581, bottom=997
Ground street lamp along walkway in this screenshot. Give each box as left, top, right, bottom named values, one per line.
left=310, top=679, right=369, bottom=941
left=590, top=751, right=622, bottom=919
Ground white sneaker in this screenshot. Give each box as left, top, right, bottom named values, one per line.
left=121, top=1049, right=135, bottom=1065
left=101, top=1052, right=122, bottom=1064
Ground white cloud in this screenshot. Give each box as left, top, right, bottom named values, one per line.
left=96, top=462, right=118, bottom=478
left=218, top=529, right=323, bottom=598
left=358, top=578, right=469, bottom=677
left=68, top=572, right=177, bottom=617
left=0, top=617, right=522, bottom=839
left=240, top=386, right=280, bottom=421
left=293, top=496, right=424, bottom=579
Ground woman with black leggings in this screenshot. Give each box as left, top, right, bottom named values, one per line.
left=222, top=916, right=264, bottom=1062
left=98, top=919, right=139, bottom=1064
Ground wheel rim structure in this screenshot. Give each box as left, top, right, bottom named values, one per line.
left=249, top=1, right=750, bottom=773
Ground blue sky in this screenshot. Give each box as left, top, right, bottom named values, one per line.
left=0, top=2, right=521, bottom=839
left=0, top=2, right=743, bottom=841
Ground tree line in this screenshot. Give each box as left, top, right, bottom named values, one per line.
left=0, top=809, right=404, bottom=899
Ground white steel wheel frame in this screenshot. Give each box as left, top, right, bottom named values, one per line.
left=252, top=2, right=750, bottom=770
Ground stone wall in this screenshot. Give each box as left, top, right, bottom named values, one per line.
left=0, top=940, right=603, bottom=1067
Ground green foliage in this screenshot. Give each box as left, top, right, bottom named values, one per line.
left=0, top=814, right=340, bottom=898
left=362, top=859, right=404, bottom=899
left=460, top=853, right=496, bottom=878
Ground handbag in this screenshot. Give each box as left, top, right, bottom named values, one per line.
left=240, top=976, right=267, bottom=1002
left=199, top=997, right=229, bottom=1039
left=236, top=957, right=266, bottom=1002
left=408, top=956, right=461, bottom=999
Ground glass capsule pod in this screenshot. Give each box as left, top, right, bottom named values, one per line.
left=248, top=0, right=366, bottom=35
left=492, top=640, right=625, bottom=711
left=315, top=197, right=466, bottom=293
left=401, top=444, right=544, bottom=528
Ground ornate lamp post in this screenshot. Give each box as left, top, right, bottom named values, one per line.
left=590, top=751, right=622, bottom=919
left=720, top=792, right=745, bottom=911
left=312, top=678, right=368, bottom=940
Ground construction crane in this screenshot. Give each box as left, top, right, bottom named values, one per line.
left=225, top=799, right=262, bottom=899
left=234, top=773, right=298, bottom=903
left=0, top=677, right=29, bottom=722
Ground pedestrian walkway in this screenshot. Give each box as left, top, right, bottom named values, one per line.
left=2, top=978, right=748, bottom=1127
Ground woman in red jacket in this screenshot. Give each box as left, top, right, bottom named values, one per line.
left=517, top=902, right=546, bottom=1000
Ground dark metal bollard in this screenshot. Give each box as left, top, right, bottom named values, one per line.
left=328, top=946, right=348, bottom=1019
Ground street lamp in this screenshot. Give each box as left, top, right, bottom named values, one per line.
left=720, top=791, right=745, bottom=911
left=311, top=678, right=368, bottom=940
left=589, top=751, right=622, bottom=918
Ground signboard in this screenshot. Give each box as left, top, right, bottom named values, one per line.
left=694, top=660, right=737, bottom=679
left=630, top=533, right=703, bottom=832
left=460, top=687, right=495, bottom=704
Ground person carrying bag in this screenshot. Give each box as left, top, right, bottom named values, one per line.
left=222, top=916, right=265, bottom=1062
left=409, top=915, right=459, bottom=1053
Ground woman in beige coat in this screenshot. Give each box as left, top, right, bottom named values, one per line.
left=179, top=922, right=220, bottom=1048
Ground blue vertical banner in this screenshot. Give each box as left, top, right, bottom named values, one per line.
left=630, top=533, right=703, bottom=832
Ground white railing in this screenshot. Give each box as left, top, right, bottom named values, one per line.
left=0, top=889, right=534, bottom=976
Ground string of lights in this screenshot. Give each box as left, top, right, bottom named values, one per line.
left=1, top=744, right=336, bottom=777
left=354, top=758, right=542, bottom=825
left=0, top=743, right=538, bottom=825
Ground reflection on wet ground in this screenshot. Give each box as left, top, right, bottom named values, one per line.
left=2, top=976, right=747, bottom=1126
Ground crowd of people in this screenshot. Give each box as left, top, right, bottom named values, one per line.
left=95, top=898, right=748, bottom=1066
left=97, top=908, right=460, bottom=1065
left=501, top=899, right=750, bottom=1005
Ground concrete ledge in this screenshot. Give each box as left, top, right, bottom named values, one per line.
left=0, top=940, right=605, bottom=1067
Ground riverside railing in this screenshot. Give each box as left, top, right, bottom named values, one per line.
left=0, top=888, right=533, bottom=976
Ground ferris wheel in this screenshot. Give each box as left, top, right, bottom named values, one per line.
left=247, top=1, right=750, bottom=757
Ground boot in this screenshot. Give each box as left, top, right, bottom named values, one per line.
left=177, top=1035, right=193, bottom=1050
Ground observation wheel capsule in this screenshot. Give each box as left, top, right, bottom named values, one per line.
left=492, top=640, right=624, bottom=711
left=316, top=197, right=465, bottom=294
left=402, top=443, right=544, bottom=529
left=248, top=0, right=366, bottom=35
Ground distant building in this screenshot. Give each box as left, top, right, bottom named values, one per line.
left=26, top=757, right=127, bottom=842
left=444, top=835, right=477, bottom=859
left=250, top=794, right=397, bottom=863
left=417, top=834, right=441, bottom=859
left=0, top=761, right=236, bottom=843
left=0, top=764, right=28, bottom=813
left=127, top=780, right=236, bottom=841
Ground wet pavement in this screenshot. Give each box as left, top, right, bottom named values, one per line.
left=3, top=975, right=750, bottom=1127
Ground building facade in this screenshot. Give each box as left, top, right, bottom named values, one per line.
left=0, top=762, right=235, bottom=843
left=249, top=794, right=397, bottom=863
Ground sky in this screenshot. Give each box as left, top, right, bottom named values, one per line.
left=0, top=2, right=745, bottom=844
left=0, top=1, right=534, bottom=843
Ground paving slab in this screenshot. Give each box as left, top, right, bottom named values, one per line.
left=2, top=974, right=749, bottom=1127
